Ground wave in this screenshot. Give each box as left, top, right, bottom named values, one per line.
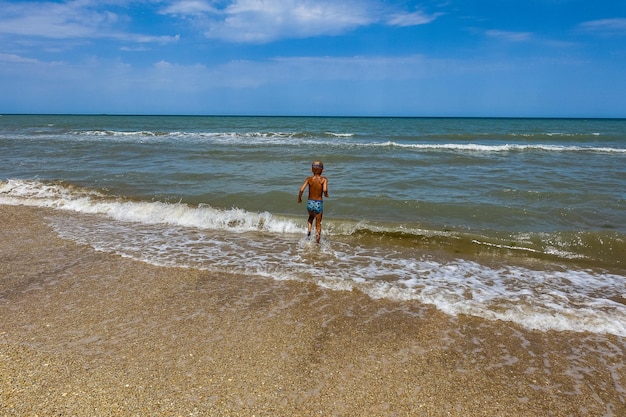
left=360, top=258, right=626, bottom=337
left=347, top=225, right=625, bottom=270
left=73, top=130, right=353, bottom=141
left=7, top=128, right=620, bottom=153
left=377, top=142, right=626, bottom=153
left=2, top=179, right=624, bottom=270
left=76, top=130, right=171, bottom=137
left=0, top=179, right=301, bottom=235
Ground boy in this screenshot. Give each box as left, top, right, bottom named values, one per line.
left=298, top=160, right=329, bottom=243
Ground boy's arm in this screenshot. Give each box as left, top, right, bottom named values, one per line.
left=323, top=177, right=329, bottom=197
left=298, top=178, right=309, bottom=202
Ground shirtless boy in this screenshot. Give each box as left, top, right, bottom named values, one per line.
left=298, top=160, right=329, bottom=243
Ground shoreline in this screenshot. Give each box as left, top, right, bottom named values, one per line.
left=1, top=205, right=624, bottom=416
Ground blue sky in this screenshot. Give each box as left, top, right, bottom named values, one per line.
left=1, top=0, right=625, bottom=117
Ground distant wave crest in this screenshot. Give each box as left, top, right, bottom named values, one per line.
left=73, top=130, right=353, bottom=141
left=378, top=141, right=626, bottom=153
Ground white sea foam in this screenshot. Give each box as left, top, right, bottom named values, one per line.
left=378, top=142, right=626, bottom=153
left=40, top=129, right=626, bottom=154
left=74, top=130, right=321, bottom=143
left=77, top=130, right=163, bottom=137
left=0, top=179, right=300, bottom=234
left=48, top=213, right=626, bottom=338
left=326, top=132, right=354, bottom=137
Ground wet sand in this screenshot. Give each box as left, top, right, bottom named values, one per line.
left=1, top=205, right=625, bottom=416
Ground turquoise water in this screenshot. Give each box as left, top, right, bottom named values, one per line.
left=2, top=115, right=625, bottom=336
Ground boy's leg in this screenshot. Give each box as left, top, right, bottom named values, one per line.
left=307, top=212, right=315, bottom=236
left=315, top=212, right=323, bottom=243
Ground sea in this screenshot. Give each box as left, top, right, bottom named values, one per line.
left=1, top=114, right=625, bottom=337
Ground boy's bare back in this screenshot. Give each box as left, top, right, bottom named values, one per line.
left=303, top=174, right=327, bottom=200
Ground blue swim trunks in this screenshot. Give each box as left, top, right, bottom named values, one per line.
left=306, top=199, right=323, bottom=214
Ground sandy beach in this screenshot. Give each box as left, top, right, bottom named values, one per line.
left=1, top=205, right=624, bottom=416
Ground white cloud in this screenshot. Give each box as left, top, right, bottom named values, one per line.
left=485, top=30, right=533, bottom=42
left=387, top=11, right=441, bottom=27
left=0, top=0, right=179, bottom=43
left=161, top=0, right=219, bottom=15
left=0, top=53, right=41, bottom=64
left=161, top=0, right=440, bottom=43
left=0, top=51, right=453, bottom=95
left=130, top=33, right=181, bottom=44
left=204, top=0, right=374, bottom=42
left=0, top=1, right=116, bottom=38
left=579, top=18, right=626, bottom=36
left=0, top=1, right=439, bottom=45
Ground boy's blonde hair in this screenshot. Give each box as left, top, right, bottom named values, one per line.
left=311, top=161, right=324, bottom=174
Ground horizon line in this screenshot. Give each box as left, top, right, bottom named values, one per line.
left=3, top=113, right=626, bottom=120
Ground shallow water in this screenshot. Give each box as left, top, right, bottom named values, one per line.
left=1, top=115, right=625, bottom=336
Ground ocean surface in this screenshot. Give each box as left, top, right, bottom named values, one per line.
left=1, top=114, right=625, bottom=337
